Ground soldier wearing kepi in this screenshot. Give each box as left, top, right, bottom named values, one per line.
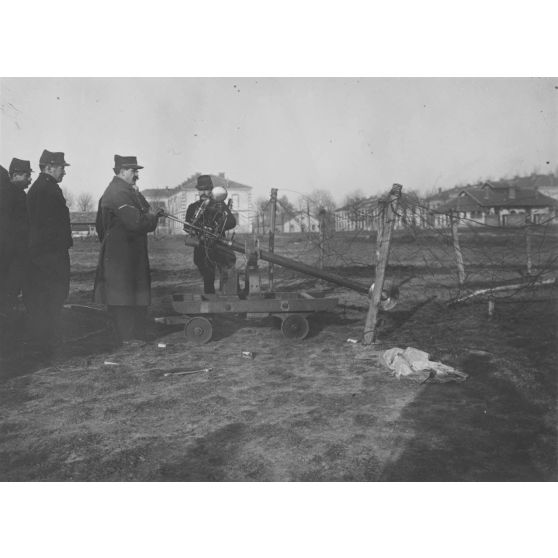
left=4, top=159, right=33, bottom=313
left=26, top=150, right=72, bottom=354
left=94, top=155, right=165, bottom=343
left=186, top=175, right=237, bottom=294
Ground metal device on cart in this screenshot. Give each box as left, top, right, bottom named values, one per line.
left=158, top=187, right=398, bottom=344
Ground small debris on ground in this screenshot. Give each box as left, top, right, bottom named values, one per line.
left=163, top=367, right=212, bottom=377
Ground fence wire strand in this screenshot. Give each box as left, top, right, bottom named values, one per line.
left=256, top=189, right=558, bottom=306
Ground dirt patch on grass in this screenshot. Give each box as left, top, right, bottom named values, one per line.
left=1, top=236, right=556, bottom=481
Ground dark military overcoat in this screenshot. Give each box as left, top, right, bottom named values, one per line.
left=94, top=176, right=158, bottom=306
left=25, top=172, right=73, bottom=336
left=26, top=173, right=73, bottom=258
left=0, top=165, right=15, bottom=267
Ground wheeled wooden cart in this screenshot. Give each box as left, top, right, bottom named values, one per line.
left=156, top=291, right=338, bottom=343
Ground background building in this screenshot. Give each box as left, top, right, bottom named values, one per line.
left=282, top=212, right=320, bottom=233
left=439, top=182, right=558, bottom=226
left=142, top=173, right=254, bottom=234
left=70, top=211, right=97, bottom=238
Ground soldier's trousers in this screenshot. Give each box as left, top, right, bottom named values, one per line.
left=4, top=251, right=29, bottom=310
left=25, top=251, right=70, bottom=349
left=194, top=242, right=236, bottom=294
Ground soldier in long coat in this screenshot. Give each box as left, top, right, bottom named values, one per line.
left=0, top=164, right=14, bottom=318
left=26, top=150, right=72, bottom=354
left=94, top=155, right=164, bottom=342
left=5, top=159, right=32, bottom=306
left=0, top=159, right=33, bottom=353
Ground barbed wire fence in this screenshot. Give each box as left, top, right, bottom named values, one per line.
left=252, top=184, right=557, bottom=342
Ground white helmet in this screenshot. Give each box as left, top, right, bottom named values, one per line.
left=211, top=185, right=228, bottom=202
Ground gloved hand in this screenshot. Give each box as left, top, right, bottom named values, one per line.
left=155, top=207, right=166, bottom=218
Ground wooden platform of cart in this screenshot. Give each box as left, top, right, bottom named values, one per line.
left=155, top=291, right=338, bottom=342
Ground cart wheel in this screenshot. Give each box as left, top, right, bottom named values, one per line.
left=184, top=317, right=213, bottom=344
left=281, top=315, right=310, bottom=340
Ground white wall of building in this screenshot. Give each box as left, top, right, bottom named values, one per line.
left=144, top=181, right=254, bottom=234
left=283, top=213, right=320, bottom=233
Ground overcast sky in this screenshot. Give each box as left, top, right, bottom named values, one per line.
left=1, top=77, right=556, bottom=205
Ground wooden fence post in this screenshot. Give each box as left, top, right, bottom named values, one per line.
left=268, top=188, right=278, bottom=290
left=319, top=209, right=327, bottom=270
left=525, top=214, right=532, bottom=276
left=450, top=210, right=466, bottom=287
left=363, top=184, right=402, bottom=345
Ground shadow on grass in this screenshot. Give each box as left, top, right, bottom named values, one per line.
left=0, top=308, right=119, bottom=382
left=379, top=353, right=557, bottom=481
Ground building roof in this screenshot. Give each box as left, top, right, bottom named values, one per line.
left=141, top=186, right=180, bottom=198
left=423, top=185, right=464, bottom=204
left=335, top=195, right=378, bottom=213
left=424, top=173, right=558, bottom=204
left=177, top=173, right=252, bottom=191
left=336, top=190, right=420, bottom=214
left=440, top=184, right=558, bottom=212
left=70, top=211, right=97, bottom=224
left=142, top=173, right=252, bottom=199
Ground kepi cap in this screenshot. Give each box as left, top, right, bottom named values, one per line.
left=39, top=150, right=70, bottom=167
left=114, top=155, right=144, bottom=170
left=196, top=174, right=213, bottom=191
left=9, top=158, right=33, bottom=174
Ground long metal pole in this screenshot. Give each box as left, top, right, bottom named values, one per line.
left=166, top=213, right=372, bottom=294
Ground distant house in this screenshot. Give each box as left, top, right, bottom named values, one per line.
left=423, top=186, right=467, bottom=228
left=335, top=196, right=379, bottom=232
left=70, top=211, right=97, bottom=237
left=335, top=191, right=427, bottom=231
left=439, top=182, right=558, bottom=226
left=528, top=173, right=558, bottom=201
left=283, top=212, right=320, bottom=233
left=424, top=186, right=463, bottom=209
left=142, top=172, right=254, bottom=233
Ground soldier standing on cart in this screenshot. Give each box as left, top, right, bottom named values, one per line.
left=185, top=175, right=237, bottom=294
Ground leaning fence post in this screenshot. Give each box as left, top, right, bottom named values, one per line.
left=268, top=188, right=278, bottom=290
left=363, top=184, right=402, bottom=345
left=525, top=214, right=532, bottom=276
left=450, top=210, right=466, bottom=287
left=319, top=208, right=327, bottom=270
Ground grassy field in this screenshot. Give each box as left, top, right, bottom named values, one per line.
left=0, top=229, right=556, bottom=481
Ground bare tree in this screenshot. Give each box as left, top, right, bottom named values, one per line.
left=254, top=197, right=269, bottom=234
left=305, top=189, right=336, bottom=217
left=276, top=194, right=296, bottom=230
left=76, top=192, right=94, bottom=212
left=278, top=194, right=295, bottom=216
left=61, top=187, right=74, bottom=210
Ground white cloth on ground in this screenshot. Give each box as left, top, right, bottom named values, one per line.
left=382, top=346, right=468, bottom=382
